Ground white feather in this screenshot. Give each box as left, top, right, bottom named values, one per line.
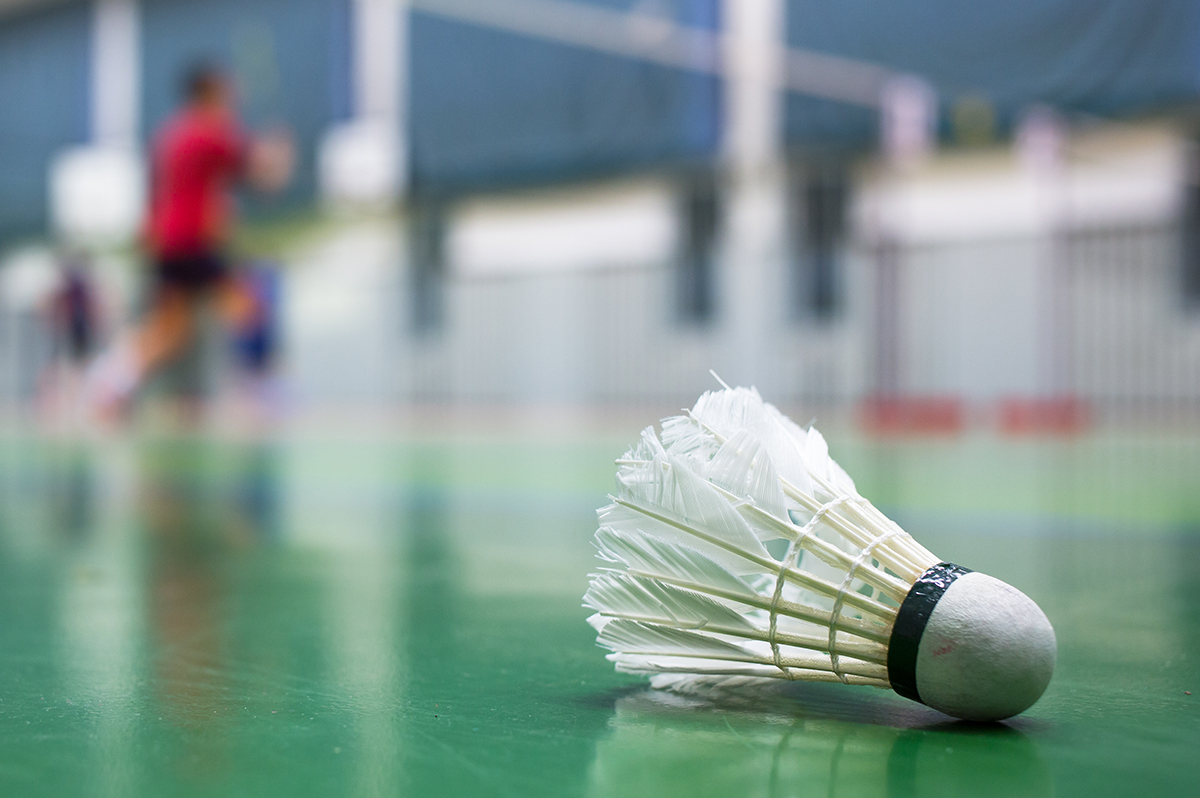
left=584, top=571, right=756, bottom=633
left=586, top=386, right=940, bottom=694
left=607, top=434, right=773, bottom=575
left=700, top=429, right=789, bottom=527
left=596, top=619, right=756, bottom=662
left=685, top=387, right=814, bottom=497
left=592, top=527, right=759, bottom=601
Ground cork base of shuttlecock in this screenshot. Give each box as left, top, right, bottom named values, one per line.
left=913, top=572, right=1056, bottom=721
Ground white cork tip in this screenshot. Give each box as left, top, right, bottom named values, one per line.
left=915, top=572, right=1056, bottom=721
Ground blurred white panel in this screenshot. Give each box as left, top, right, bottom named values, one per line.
left=1064, top=127, right=1185, bottom=229
left=893, top=167, right=1043, bottom=243
left=722, top=0, right=784, bottom=170
left=318, top=120, right=402, bottom=207
left=283, top=219, right=402, bottom=402
left=49, top=145, right=145, bottom=245
left=720, top=0, right=787, bottom=393
left=354, top=0, right=404, bottom=123
left=0, top=247, right=59, bottom=309
left=855, top=122, right=1185, bottom=245
left=320, top=0, right=407, bottom=207
left=448, top=180, right=678, bottom=276
left=91, top=0, right=140, bottom=147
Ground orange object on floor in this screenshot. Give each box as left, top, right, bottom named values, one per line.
left=997, top=396, right=1091, bottom=435
left=860, top=395, right=966, bottom=435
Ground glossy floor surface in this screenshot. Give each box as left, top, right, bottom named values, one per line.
left=0, top=428, right=1197, bottom=797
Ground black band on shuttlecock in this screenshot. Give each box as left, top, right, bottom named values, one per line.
left=887, top=562, right=972, bottom=704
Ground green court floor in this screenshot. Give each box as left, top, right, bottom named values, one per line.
left=0, top=429, right=1197, bottom=796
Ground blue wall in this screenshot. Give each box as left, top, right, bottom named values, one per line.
left=784, top=0, right=1200, bottom=148
left=409, top=0, right=721, bottom=194
left=0, top=2, right=90, bottom=243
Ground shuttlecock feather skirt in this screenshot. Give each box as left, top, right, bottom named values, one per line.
left=585, top=389, right=945, bottom=692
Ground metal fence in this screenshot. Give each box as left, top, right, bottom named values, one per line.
left=3, top=217, right=1199, bottom=428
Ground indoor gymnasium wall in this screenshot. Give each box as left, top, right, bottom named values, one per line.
left=0, top=1, right=90, bottom=244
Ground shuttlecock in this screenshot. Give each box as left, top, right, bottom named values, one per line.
left=584, top=386, right=1056, bottom=722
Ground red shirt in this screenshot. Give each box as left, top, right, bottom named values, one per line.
left=146, top=107, right=246, bottom=258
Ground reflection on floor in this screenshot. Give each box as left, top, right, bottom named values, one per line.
left=0, top=431, right=1195, bottom=796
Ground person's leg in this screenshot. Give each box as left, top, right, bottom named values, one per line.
left=214, top=273, right=258, bottom=332
left=135, top=285, right=196, bottom=377
left=86, top=284, right=198, bottom=419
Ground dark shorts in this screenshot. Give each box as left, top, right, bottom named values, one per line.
left=156, top=251, right=228, bottom=291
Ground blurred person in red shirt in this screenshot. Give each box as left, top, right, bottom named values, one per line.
left=89, top=63, right=292, bottom=418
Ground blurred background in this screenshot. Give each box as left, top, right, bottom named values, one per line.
left=1, top=0, right=1198, bottom=428
left=0, top=3, right=1198, bottom=796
